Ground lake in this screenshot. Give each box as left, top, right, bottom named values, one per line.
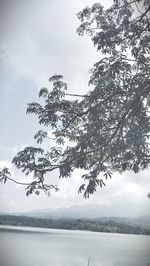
left=0, top=225, right=150, bottom=266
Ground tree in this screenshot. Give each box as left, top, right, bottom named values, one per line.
left=0, top=0, right=150, bottom=198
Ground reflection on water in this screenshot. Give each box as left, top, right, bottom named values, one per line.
left=0, top=225, right=150, bottom=266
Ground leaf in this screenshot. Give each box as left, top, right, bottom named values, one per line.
left=78, top=184, right=85, bottom=194
left=49, top=75, right=63, bottom=82
left=39, top=87, right=49, bottom=98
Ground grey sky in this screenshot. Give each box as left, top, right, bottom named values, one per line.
left=0, top=0, right=150, bottom=216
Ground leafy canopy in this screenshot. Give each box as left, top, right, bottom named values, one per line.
left=0, top=0, right=150, bottom=198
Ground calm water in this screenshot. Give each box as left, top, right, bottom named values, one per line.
left=0, top=225, right=150, bottom=266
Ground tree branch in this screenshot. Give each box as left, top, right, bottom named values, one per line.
left=4, top=176, right=37, bottom=186
left=55, top=91, right=121, bottom=136
left=134, top=1, right=144, bottom=16
left=58, top=84, right=150, bottom=167
left=0, top=172, right=59, bottom=195
left=65, top=93, right=89, bottom=98
left=139, top=5, right=150, bottom=21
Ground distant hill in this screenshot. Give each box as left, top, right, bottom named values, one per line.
left=19, top=204, right=104, bottom=219
left=12, top=204, right=150, bottom=229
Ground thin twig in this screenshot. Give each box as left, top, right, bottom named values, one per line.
left=65, top=93, right=89, bottom=98
left=87, top=257, right=91, bottom=266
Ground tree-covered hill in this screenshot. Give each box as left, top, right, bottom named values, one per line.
left=0, top=215, right=150, bottom=236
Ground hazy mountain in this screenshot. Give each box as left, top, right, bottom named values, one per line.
left=13, top=204, right=150, bottom=228
left=16, top=204, right=115, bottom=219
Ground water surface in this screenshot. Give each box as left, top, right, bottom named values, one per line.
left=0, top=225, right=150, bottom=266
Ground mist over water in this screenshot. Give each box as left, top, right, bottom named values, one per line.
left=0, top=226, right=150, bottom=266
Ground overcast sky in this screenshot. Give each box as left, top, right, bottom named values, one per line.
left=0, top=0, right=150, bottom=216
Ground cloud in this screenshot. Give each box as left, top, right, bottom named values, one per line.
left=0, top=0, right=113, bottom=92
left=0, top=157, right=150, bottom=215
left=0, top=160, right=12, bottom=170
left=0, top=196, right=18, bottom=212
left=0, top=0, right=100, bottom=91
left=53, top=169, right=84, bottom=199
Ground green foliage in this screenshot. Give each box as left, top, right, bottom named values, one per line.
left=0, top=215, right=150, bottom=235
left=0, top=0, right=150, bottom=197
left=0, top=168, right=10, bottom=184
